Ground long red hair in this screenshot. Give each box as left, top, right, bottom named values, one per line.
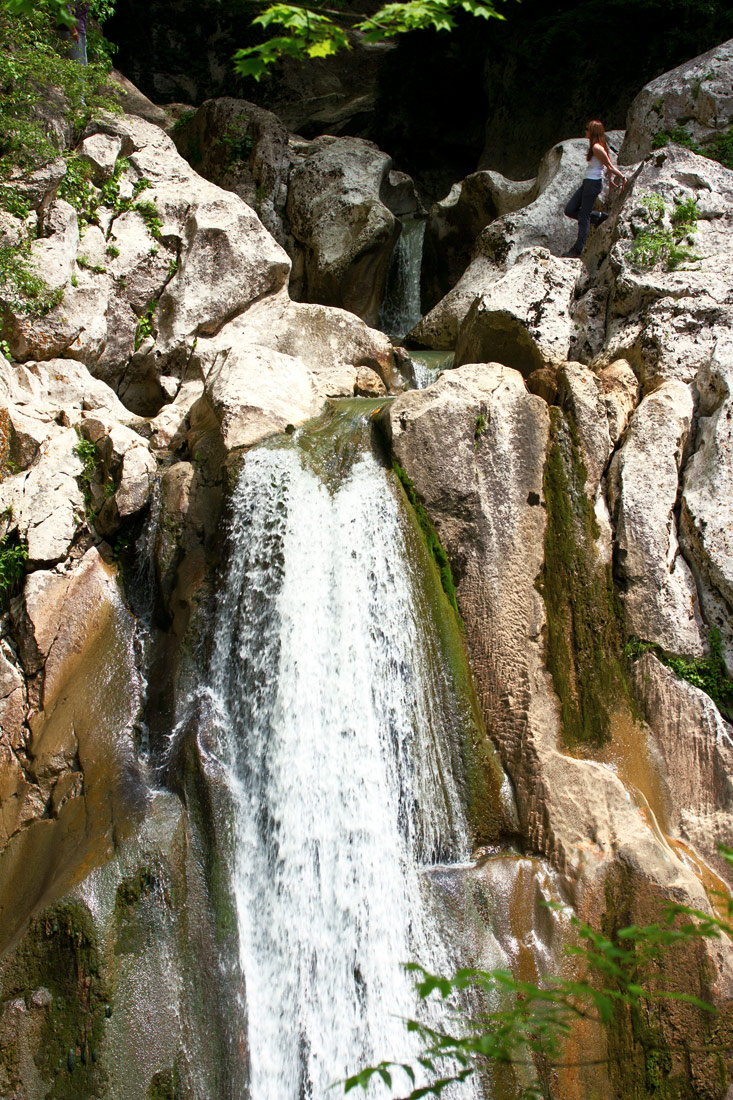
left=586, top=120, right=608, bottom=161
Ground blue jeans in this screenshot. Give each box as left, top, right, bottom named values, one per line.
left=564, top=178, right=603, bottom=254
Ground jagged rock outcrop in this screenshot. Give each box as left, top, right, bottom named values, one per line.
left=172, top=96, right=292, bottom=248
left=633, top=652, right=733, bottom=881
left=0, top=546, right=146, bottom=957
left=620, top=38, right=733, bottom=164
left=577, top=144, right=733, bottom=384
left=386, top=359, right=733, bottom=1094
left=454, top=249, right=579, bottom=373
left=608, top=380, right=706, bottom=656
left=680, top=337, right=733, bottom=670
left=411, top=132, right=623, bottom=348
left=286, top=134, right=400, bottom=326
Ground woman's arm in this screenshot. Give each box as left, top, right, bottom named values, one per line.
left=593, top=142, right=626, bottom=181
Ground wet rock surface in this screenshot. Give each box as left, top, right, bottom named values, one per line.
left=2, top=43, right=733, bottom=1100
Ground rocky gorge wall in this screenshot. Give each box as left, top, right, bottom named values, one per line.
left=1, top=31, right=733, bottom=1100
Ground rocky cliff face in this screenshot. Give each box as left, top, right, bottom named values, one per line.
left=1, top=33, right=733, bottom=1100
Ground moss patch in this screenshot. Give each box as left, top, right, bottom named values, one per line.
left=393, top=460, right=459, bottom=615
left=393, top=469, right=507, bottom=846
left=538, top=409, right=628, bottom=748
left=1, top=900, right=111, bottom=1099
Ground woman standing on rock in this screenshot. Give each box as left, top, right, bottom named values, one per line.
left=563, top=120, right=626, bottom=257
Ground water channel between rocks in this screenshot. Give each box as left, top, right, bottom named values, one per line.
left=203, top=399, right=559, bottom=1100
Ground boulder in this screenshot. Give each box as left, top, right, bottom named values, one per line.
left=285, top=134, right=399, bottom=326
left=0, top=548, right=145, bottom=955
left=172, top=96, right=292, bottom=247
left=454, top=249, right=579, bottom=373
left=620, top=38, right=733, bottom=165
left=598, top=358, right=640, bottom=444
left=421, top=169, right=536, bottom=310
left=4, top=158, right=66, bottom=213
left=607, top=381, right=705, bottom=655
left=78, top=132, right=124, bottom=182
left=0, top=428, right=84, bottom=567
left=191, top=343, right=321, bottom=455
left=109, top=68, right=169, bottom=127
left=582, top=145, right=733, bottom=388
left=680, top=337, right=733, bottom=671
left=410, top=134, right=623, bottom=349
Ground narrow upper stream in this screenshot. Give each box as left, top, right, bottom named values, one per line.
left=207, top=401, right=491, bottom=1099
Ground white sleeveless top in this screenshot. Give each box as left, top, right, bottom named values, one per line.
left=585, top=154, right=604, bottom=180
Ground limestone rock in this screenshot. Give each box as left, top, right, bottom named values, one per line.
left=421, top=169, right=535, bottom=310
left=598, top=358, right=640, bottom=445
left=410, top=134, right=622, bottom=348
left=680, top=337, right=733, bottom=671
left=585, top=145, right=733, bottom=388
left=0, top=428, right=84, bottom=566
left=78, top=132, right=124, bottom=182
left=633, top=651, right=733, bottom=883
left=30, top=199, right=78, bottom=293
left=384, top=363, right=715, bottom=934
left=556, top=362, right=612, bottom=496
left=526, top=366, right=558, bottom=405
left=172, top=97, right=292, bottom=248
left=194, top=343, right=321, bottom=454
left=5, top=158, right=66, bottom=213
left=286, top=134, right=399, bottom=326
left=0, top=547, right=145, bottom=954
left=454, top=250, right=579, bottom=374
left=620, top=39, right=733, bottom=164
left=109, top=68, right=169, bottom=127
left=156, top=187, right=290, bottom=350
left=149, top=380, right=205, bottom=449
left=607, top=381, right=705, bottom=655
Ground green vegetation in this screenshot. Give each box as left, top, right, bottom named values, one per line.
left=347, top=849, right=733, bottom=1099
left=135, top=198, right=163, bottom=239
left=473, top=412, right=487, bottom=444
left=59, top=154, right=160, bottom=237
left=233, top=0, right=507, bottom=79
left=134, top=299, right=157, bottom=349
left=625, top=629, right=733, bottom=720
left=630, top=191, right=700, bottom=271
left=393, top=460, right=459, bottom=615
left=214, top=119, right=255, bottom=169
left=0, top=242, right=63, bottom=316
left=653, top=121, right=733, bottom=171
left=0, top=530, right=27, bottom=606
left=73, top=430, right=98, bottom=516
left=538, top=409, right=628, bottom=748
left=76, top=253, right=106, bottom=274
left=1, top=899, right=110, bottom=1100
left=0, top=2, right=117, bottom=177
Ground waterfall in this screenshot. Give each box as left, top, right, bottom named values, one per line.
left=407, top=350, right=456, bottom=390
left=379, top=217, right=426, bottom=340
left=208, top=401, right=491, bottom=1100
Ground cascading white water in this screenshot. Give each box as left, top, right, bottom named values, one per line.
left=208, top=403, right=486, bottom=1100
left=379, top=217, right=427, bottom=340
left=408, top=350, right=456, bottom=390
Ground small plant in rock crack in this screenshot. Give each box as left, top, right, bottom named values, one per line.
left=134, top=301, right=157, bottom=350
left=0, top=532, right=27, bottom=607
left=630, top=191, right=701, bottom=271
left=74, top=432, right=98, bottom=515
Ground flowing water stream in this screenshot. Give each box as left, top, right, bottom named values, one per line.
left=379, top=217, right=427, bottom=340
left=207, top=400, right=496, bottom=1100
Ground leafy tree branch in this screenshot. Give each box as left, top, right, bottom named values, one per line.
left=345, top=848, right=733, bottom=1099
